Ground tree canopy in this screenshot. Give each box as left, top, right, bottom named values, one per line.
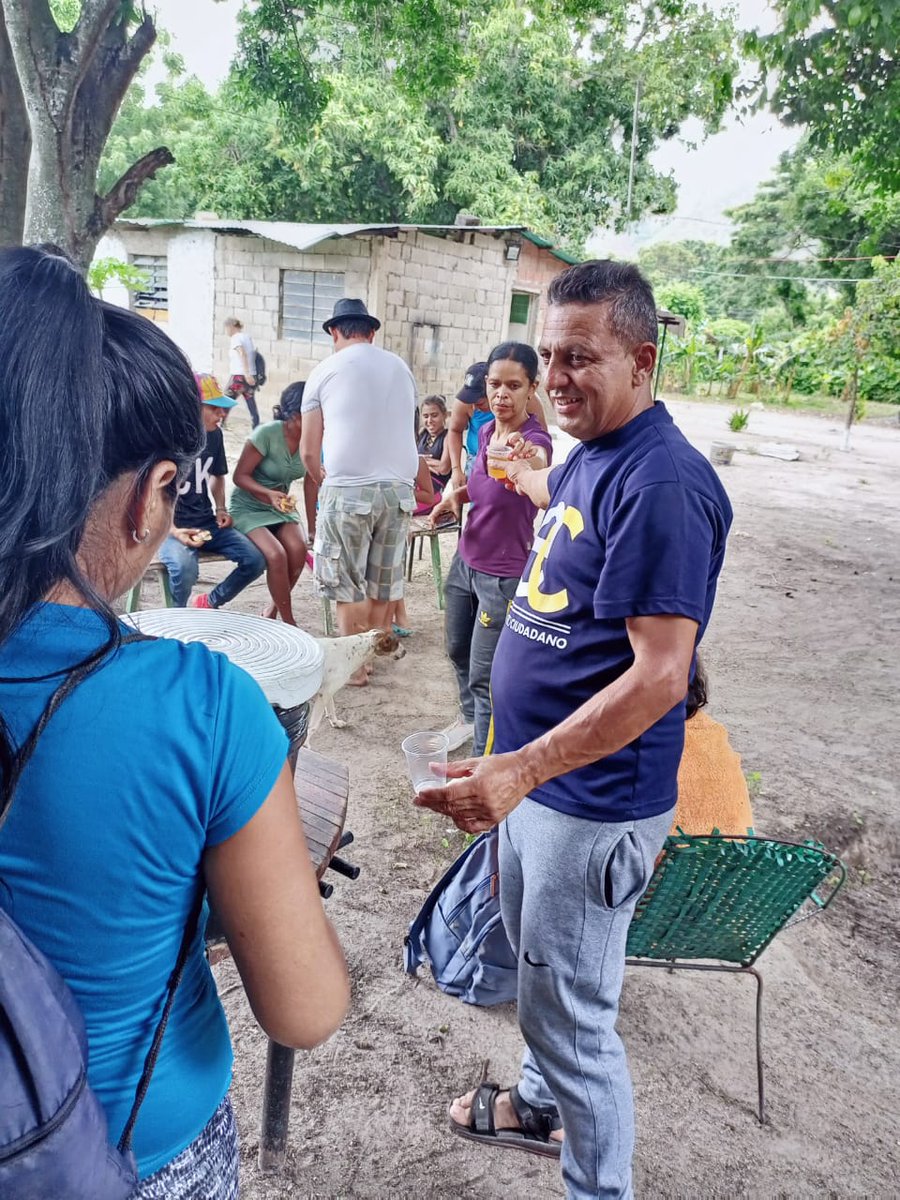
left=748, top=0, right=899, bottom=192
left=103, top=0, right=739, bottom=252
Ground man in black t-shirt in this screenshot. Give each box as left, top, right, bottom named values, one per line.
left=158, top=374, right=265, bottom=608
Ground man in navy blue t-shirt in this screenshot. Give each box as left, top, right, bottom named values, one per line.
left=417, top=261, right=732, bottom=1199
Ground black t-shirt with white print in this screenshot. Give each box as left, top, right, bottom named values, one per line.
left=174, top=425, right=228, bottom=529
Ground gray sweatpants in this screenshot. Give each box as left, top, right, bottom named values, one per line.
left=499, top=797, right=674, bottom=1200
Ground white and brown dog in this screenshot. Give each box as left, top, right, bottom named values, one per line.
left=309, top=629, right=403, bottom=733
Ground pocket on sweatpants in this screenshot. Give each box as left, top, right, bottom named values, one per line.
left=598, top=830, right=649, bottom=910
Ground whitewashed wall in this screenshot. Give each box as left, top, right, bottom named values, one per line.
left=91, top=227, right=216, bottom=373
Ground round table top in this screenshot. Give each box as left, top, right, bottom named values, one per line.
left=123, top=608, right=325, bottom=708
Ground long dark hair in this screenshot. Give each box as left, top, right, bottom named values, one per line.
left=273, top=381, right=305, bottom=420
left=0, top=245, right=202, bottom=809
left=685, top=656, right=709, bottom=720
left=487, top=341, right=540, bottom=383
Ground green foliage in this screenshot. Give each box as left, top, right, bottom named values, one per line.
left=638, top=240, right=784, bottom=323
left=728, top=408, right=750, bottom=433
left=748, top=1, right=900, bottom=192
left=183, top=0, right=742, bottom=250
left=655, top=281, right=706, bottom=324
left=49, top=0, right=80, bottom=31
left=87, top=257, right=149, bottom=296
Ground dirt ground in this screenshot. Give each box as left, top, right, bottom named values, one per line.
left=200, top=397, right=900, bottom=1198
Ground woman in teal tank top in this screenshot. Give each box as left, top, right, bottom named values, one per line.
left=0, top=248, right=349, bottom=1195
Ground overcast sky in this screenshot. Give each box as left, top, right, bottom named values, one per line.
left=149, top=0, right=800, bottom=252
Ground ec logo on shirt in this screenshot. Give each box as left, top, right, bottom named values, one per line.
left=516, top=501, right=584, bottom=615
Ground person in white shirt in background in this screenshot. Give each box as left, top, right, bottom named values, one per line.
left=300, top=299, right=418, bottom=685
left=224, top=316, right=260, bottom=428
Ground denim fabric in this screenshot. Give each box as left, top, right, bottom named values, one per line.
left=158, top=528, right=265, bottom=608
left=443, top=554, right=518, bottom=756
left=500, top=798, right=673, bottom=1200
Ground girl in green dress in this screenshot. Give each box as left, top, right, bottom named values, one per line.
left=230, top=383, right=318, bottom=624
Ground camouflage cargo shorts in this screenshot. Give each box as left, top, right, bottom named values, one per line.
left=313, top=482, right=415, bottom=603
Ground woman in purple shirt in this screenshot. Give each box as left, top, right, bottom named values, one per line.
left=431, top=343, right=552, bottom=755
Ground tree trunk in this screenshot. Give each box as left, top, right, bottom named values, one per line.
left=0, top=8, right=30, bottom=247
left=2, top=0, right=170, bottom=269
left=841, top=359, right=860, bottom=453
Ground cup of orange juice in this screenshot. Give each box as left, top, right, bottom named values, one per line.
left=487, top=445, right=513, bottom=480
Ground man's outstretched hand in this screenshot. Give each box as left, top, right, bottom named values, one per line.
left=414, top=751, right=538, bottom=833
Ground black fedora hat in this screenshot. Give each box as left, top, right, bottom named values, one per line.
left=322, top=297, right=381, bottom=333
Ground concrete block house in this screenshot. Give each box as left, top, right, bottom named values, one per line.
left=94, top=217, right=578, bottom=404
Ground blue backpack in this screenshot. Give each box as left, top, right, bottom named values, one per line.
left=404, top=826, right=518, bottom=1006
left=0, top=640, right=199, bottom=1198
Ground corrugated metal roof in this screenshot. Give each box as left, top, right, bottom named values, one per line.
left=114, top=218, right=578, bottom=264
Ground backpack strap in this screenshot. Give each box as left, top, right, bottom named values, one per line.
left=117, top=887, right=205, bottom=1152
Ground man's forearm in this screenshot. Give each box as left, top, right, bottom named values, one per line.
left=447, top=428, right=464, bottom=472
left=302, top=452, right=324, bottom=486
left=513, top=466, right=552, bottom=509
left=517, top=661, right=687, bottom=794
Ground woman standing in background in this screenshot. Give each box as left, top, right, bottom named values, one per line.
left=224, top=316, right=259, bottom=427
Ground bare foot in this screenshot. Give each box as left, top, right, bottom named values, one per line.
left=449, top=1089, right=564, bottom=1144
left=260, top=602, right=277, bottom=619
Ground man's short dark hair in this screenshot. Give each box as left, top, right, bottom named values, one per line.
left=547, top=260, right=658, bottom=349
left=332, top=318, right=376, bottom=340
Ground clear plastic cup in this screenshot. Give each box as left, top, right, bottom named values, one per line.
left=401, top=731, right=449, bottom=794
left=486, top=444, right=513, bottom=480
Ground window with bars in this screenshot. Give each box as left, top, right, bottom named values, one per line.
left=280, top=270, right=345, bottom=344
left=509, top=292, right=531, bottom=325
left=131, top=254, right=168, bottom=317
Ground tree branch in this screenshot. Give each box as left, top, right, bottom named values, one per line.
left=1, top=0, right=59, bottom=99
left=99, top=12, right=156, bottom=124
left=72, top=0, right=127, bottom=50
left=92, top=145, right=175, bottom=232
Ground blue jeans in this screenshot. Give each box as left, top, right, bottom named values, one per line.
left=158, top=526, right=265, bottom=608
left=443, top=555, right=518, bottom=756
left=500, top=798, right=674, bottom=1200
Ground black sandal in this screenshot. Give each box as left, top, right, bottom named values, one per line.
left=449, top=1082, right=563, bottom=1159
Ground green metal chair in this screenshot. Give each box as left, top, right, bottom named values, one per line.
left=405, top=519, right=461, bottom=611
left=625, top=832, right=845, bottom=1124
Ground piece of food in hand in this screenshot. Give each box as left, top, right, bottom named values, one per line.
left=277, top=493, right=297, bottom=513
left=188, top=529, right=213, bottom=546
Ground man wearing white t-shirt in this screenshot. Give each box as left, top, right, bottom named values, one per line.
left=224, top=316, right=259, bottom=427
left=301, top=299, right=418, bottom=668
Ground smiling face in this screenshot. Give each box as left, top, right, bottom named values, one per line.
left=421, top=403, right=446, bottom=435
left=486, top=358, right=534, bottom=424
left=538, top=303, right=657, bottom=441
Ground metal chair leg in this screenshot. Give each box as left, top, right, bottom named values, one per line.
left=159, top=566, right=174, bottom=608
left=625, top=957, right=767, bottom=1124
left=322, top=596, right=335, bottom=637
left=125, top=579, right=142, bottom=613
left=406, top=535, right=415, bottom=582
left=746, top=965, right=766, bottom=1125
left=429, top=533, right=445, bottom=610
